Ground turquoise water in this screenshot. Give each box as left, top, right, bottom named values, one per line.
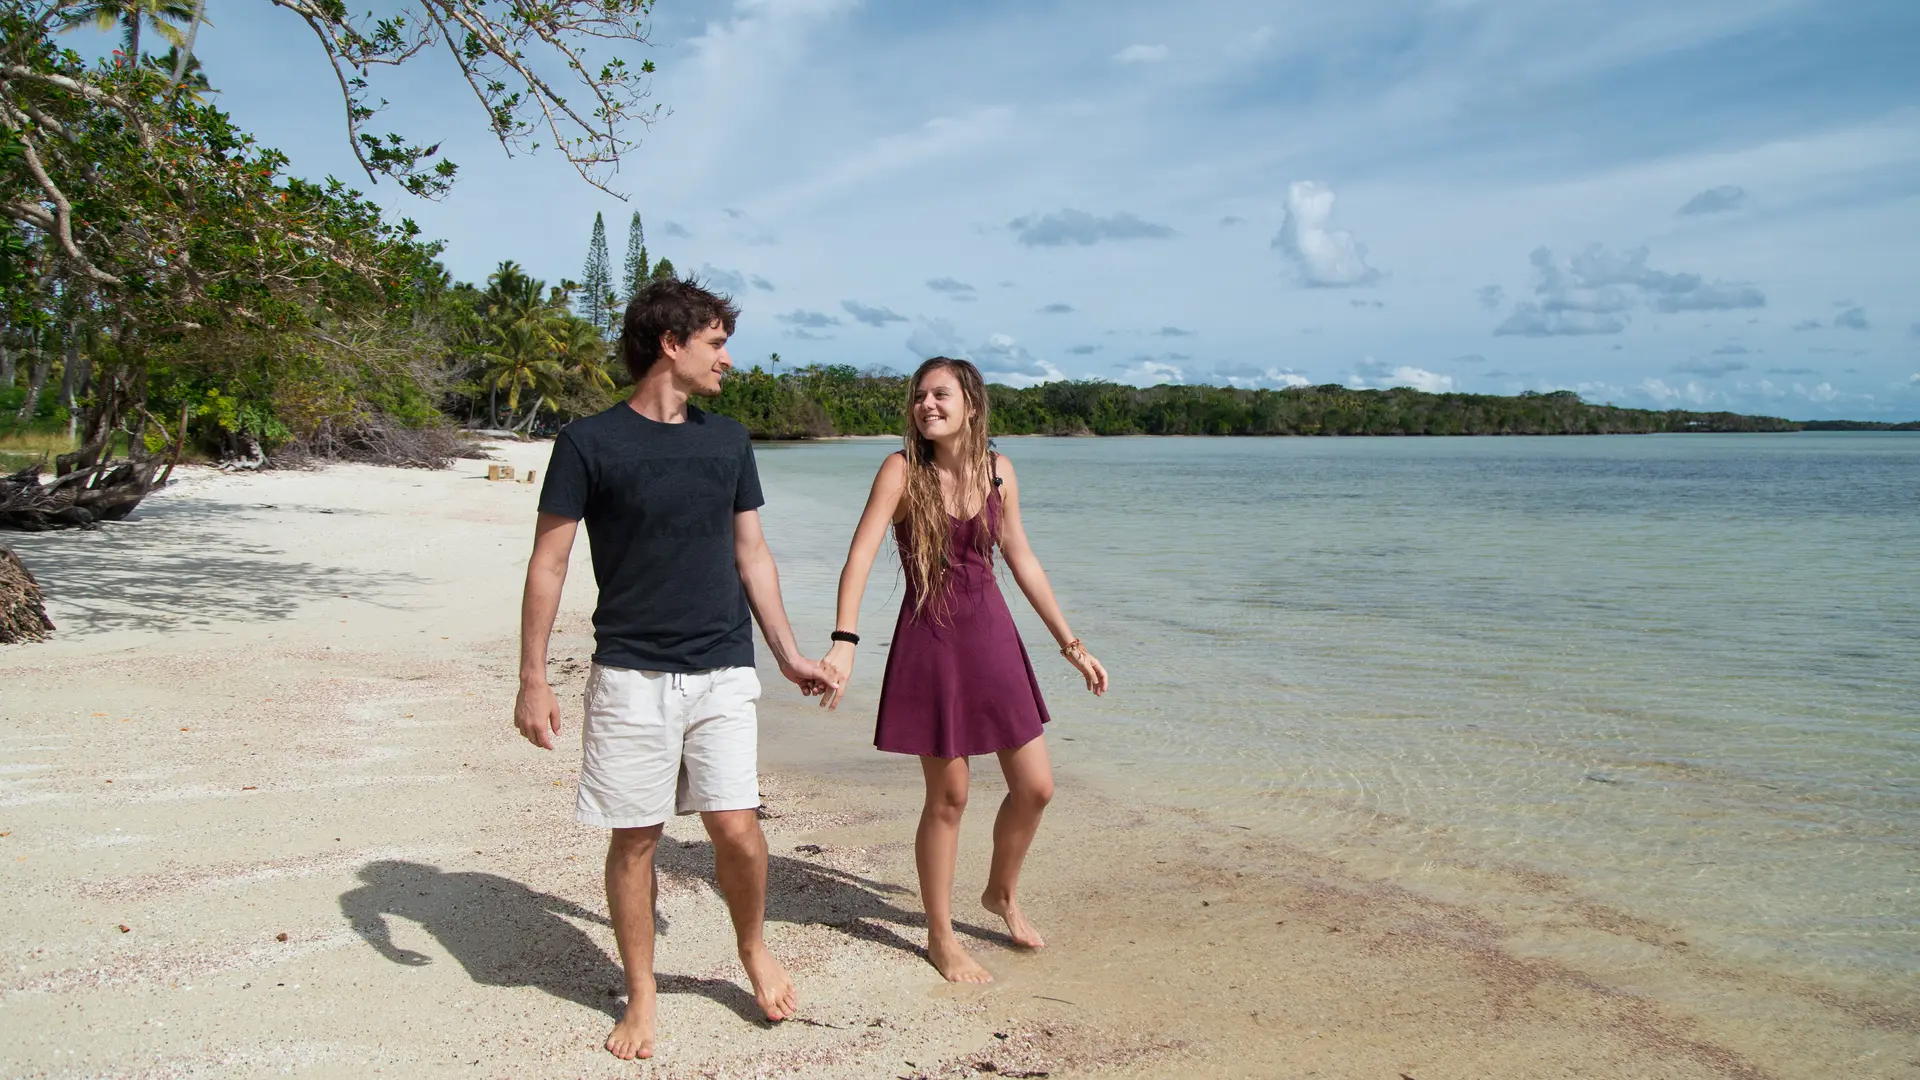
left=753, top=433, right=1919, bottom=991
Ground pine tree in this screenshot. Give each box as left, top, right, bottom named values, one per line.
left=578, top=212, right=613, bottom=329
left=622, top=211, right=649, bottom=298
left=650, top=256, right=676, bottom=281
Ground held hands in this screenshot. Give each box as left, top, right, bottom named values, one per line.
left=514, top=679, right=563, bottom=749
left=818, top=640, right=857, bottom=710
left=779, top=654, right=840, bottom=700
left=1061, top=639, right=1109, bottom=696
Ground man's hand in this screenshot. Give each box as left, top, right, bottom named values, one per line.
left=778, top=654, right=838, bottom=700
left=818, top=640, right=856, bottom=710
left=514, top=680, right=563, bottom=749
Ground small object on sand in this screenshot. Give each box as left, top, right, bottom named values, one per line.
left=521, top=469, right=538, bottom=484
left=276, top=932, right=289, bottom=942
left=794, top=844, right=824, bottom=856
left=118, top=925, right=131, bottom=933
left=241, top=786, right=258, bottom=791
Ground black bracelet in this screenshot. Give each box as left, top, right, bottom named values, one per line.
left=830, top=630, right=860, bottom=645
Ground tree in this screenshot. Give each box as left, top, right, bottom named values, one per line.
left=57, top=0, right=198, bottom=64
left=622, top=211, right=648, bottom=298
left=578, top=211, right=612, bottom=330
left=649, top=256, right=675, bottom=281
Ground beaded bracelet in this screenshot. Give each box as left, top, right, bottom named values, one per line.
left=1059, top=638, right=1085, bottom=659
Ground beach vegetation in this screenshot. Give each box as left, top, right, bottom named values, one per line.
left=709, top=369, right=1807, bottom=439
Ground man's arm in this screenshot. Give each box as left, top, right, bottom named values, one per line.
left=515, top=512, right=579, bottom=749
left=734, top=508, right=835, bottom=695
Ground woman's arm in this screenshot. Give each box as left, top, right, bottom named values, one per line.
left=995, top=456, right=1109, bottom=695
left=821, top=453, right=909, bottom=709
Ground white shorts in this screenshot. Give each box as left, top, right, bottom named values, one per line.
left=576, top=664, right=762, bottom=829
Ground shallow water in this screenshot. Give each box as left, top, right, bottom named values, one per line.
left=753, top=432, right=1919, bottom=997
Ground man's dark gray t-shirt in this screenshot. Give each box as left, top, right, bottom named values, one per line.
left=537, top=403, right=764, bottom=673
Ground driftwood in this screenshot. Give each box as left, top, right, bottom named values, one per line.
left=270, top=418, right=488, bottom=471
left=0, top=455, right=164, bottom=531
left=1, top=547, right=53, bottom=643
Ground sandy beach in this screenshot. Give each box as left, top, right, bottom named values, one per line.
left=2, top=443, right=1913, bottom=1080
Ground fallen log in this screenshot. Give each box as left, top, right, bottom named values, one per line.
left=0, top=547, right=53, bottom=644
left=0, top=454, right=164, bottom=531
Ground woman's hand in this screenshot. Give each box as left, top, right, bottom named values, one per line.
left=820, top=640, right=857, bottom=710
left=1065, top=645, right=1109, bottom=696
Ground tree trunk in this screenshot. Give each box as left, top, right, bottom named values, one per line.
left=489, top=384, right=498, bottom=428
left=0, top=317, right=13, bottom=388
left=15, top=345, right=49, bottom=423
left=57, top=318, right=85, bottom=438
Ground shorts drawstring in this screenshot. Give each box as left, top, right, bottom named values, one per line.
left=671, top=672, right=684, bottom=693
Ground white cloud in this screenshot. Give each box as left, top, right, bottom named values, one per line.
left=1834, top=306, right=1870, bottom=330
left=841, top=300, right=907, bottom=327
left=1116, top=357, right=1185, bottom=385
left=1639, top=378, right=1718, bottom=406
left=1677, top=184, right=1748, bottom=215
left=698, top=264, right=747, bottom=293
left=1387, top=366, right=1455, bottom=393
left=1112, top=44, right=1169, bottom=64
left=905, top=317, right=966, bottom=360
left=1495, top=244, right=1764, bottom=335
left=1009, top=209, right=1175, bottom=246
left=1348, top=358, right=1455, bottom=393
left=1213, top=364, right=1311, bottom=389
left=975, top=333, right=1055, bottom=379
left=776, top=308, right=839, bottom=329
left=1273, top=181, right=1380, bottom=288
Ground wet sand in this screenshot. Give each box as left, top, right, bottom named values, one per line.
left=0, top=445, right=1911, bottom=1079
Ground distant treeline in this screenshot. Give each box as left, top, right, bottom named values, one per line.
left=1798, top=420, right=1920, bottom=431
left=710, top=364, right=1812, bottom=439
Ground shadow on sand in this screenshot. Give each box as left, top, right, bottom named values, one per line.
left=341, top=848, right=1015, bottom=1020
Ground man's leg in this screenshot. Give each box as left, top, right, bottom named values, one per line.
left=701, top=808, right=797, bottom=1020
left=918, top=754, right=991, bottom=983
left=982, top=735, right=1053, bottom=948
left=605, top=825, right=663, bottom=1060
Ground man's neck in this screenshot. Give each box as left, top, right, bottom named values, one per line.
left=627, top=374, right=692, bottom=424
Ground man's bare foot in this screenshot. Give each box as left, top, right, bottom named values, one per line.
left=928, top=934, right=993, bottom=983
left=605, top=980, right=656, bottom=1060
left=740, top=943, right=797, bottom=1021
left=982, top=892, right=1045, bottom=948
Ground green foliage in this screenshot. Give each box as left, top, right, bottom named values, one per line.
left=578, top=211, right=613, bottom=330
left=622, top=211, right=648, bottom=299
left=703, top=373, right=1803, bottom=440
left=649, top=256, right=675, bottom=281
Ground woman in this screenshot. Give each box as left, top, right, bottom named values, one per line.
left=820, top=357, right=1108, bottom=984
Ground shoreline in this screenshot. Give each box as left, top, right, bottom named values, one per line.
left=1, top=449, right=1912, bottom=1078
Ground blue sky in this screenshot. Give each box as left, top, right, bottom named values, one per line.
left=119, top=0, right=1920, bottom=416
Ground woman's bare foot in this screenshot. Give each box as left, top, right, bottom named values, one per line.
left=740, top=944, right=797, bottom=1021
left=605, top=979, right=656, bottom=1060
left=928, top=934, right=993, bottom=983
left=982, top=892, right=1045, bottom=948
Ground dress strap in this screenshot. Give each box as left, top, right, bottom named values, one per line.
left=989, top=451, right=1002, bottom=489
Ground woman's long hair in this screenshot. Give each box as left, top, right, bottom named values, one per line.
left=900, top=357, right=993, bottom=620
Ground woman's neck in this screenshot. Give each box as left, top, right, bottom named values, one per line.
left=929, top=436, right=968, bottom=474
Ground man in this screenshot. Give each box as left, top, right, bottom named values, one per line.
left=514, top=277, right=834, bottom=1061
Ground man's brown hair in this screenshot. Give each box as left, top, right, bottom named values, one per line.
left=621, top=276, right=741, bottom=381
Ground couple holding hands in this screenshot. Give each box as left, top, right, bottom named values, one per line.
left=513, top=277, right=1108, bottom=1060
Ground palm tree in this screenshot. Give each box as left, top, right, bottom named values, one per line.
left=480, top=322, right=566, bottom=432
left=142, top=46, right=213, bottom=100
left=58, top=0, right=201, bottom=63
left=549, top=314, right=613, bottom=391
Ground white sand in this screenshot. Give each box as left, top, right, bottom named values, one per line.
left=0, top=444, right=1909, bottom=1079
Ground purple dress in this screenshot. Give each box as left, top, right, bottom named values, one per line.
left=873, top=471, right=1050, bottom=758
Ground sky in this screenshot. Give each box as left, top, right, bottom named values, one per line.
left=103, top=0, right=1920, bottom=417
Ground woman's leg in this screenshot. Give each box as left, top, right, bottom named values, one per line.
left=917, top=754, right=991, bottom=982
left=982, top=735, right=1054, bottom=948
